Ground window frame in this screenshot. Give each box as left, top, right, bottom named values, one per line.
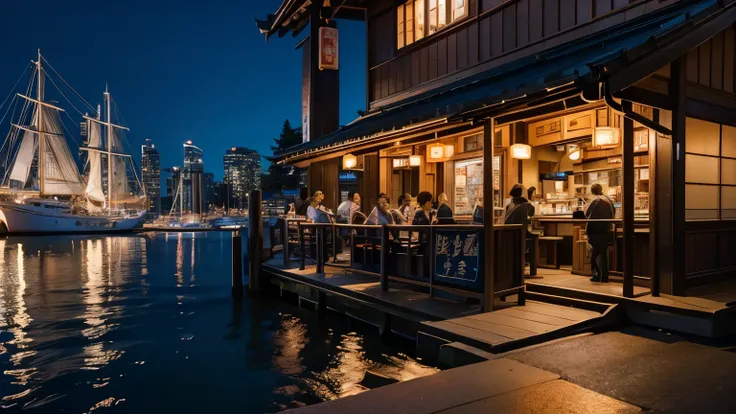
left=397, top=0, right=469, bottom=50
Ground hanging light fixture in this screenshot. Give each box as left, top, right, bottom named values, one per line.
left=444, top=144, right=455, bottom=158
left=343, top=153, right=358, bottom=170
left=510, top=143, right=532, bottom=160
left=428, top=143, right=445, bottom=160
left=567, top=144, right=582, bottom=161
left=593, top=126, right=620, bottom=147
left=409, top=155, right=422, bottom=166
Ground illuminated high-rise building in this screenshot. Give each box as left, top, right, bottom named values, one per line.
left=223, top=147, right=261, bottom=209
left=183, top=140, right=204, bottom=214
left=141, top=139, right=161, bottom=218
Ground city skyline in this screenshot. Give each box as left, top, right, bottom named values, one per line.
left=0, top=0, right=367, bottom=182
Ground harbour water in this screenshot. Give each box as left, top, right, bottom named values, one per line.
left=0, top=232, right=436, bottom=413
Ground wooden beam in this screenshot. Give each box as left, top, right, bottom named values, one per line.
left=670, top=58, right=687, bottom=296
left=622, top=100, right=635, bottom=298
left=482, top=118, right=495, bottom=312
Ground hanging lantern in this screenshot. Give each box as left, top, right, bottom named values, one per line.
left=343, top=153, right=357, bottom=170
left=429, top=143, right=445, bottom=160
left=444, top=144, right=455, bottom=158
left=593, top=127, right=620, bottom=147
left=510, top=143, right=532, bottom=160
left=409, top=155, right=422, bottom=166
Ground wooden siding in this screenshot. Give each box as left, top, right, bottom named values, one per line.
left=684, top=24, right=736, bottom=95
left=368, top=0, right=660, bottom=108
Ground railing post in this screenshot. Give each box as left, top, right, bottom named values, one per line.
left=299, top=222, right=306, bottom=270
left=232, top=230, right=243, bottom=298
left=380, top=224, right=389, bottom=291
left=283, top=219, right=290, bottom=266
left=518, top=225, right=526, bottom=306
left=482, top=118, right=496, bottom=312
left=429, top=226, right=435, bottom=298
left=332, top=223, right=339, bottom=263
left=316, top=226, right=325, bottom=274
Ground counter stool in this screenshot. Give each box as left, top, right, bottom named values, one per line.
left=538, top=236, right=563, bottom=269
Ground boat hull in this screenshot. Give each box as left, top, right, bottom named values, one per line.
left=0, top=202, right=144, bottom=235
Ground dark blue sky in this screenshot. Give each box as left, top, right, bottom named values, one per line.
left=0, top=0, right=366, bottom=181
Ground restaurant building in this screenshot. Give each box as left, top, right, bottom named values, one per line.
left=259, top=0, right=736, bottom=299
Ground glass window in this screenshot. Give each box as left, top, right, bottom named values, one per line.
left=397, top=6, right=405, bottom=49
left=723, top=125, right=736, bottom=158
left=415, top=0, right=425, bottom=41
left=686, top=118, right=720, bottom=156
left=452, top=0, right=467, bottom=21
left=406, top=2, right=414, bottom=45
left=438, top=0, right=447, bottom=28
left=723, top=158, right=736, bottom=186
left=723, top=187, right=736, bottom=219
left=429, top=0, right=438, bottom=34
left=454, top=158, right=484, bottom=216
left=685, top=154, right=719, bottom=184
left=686, top=184, right=719, bottom=220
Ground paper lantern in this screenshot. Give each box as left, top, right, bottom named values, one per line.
left=444, top=144, right=455, bottom=158
left=510, top=143, right=532, bottom=160
left=429, top=144, right=445, bottom=159
left=343, top=153, right=357, bottom=170
left=593, top=127, right=620, bottom=147
left=409, top=155, right=422, bottom=166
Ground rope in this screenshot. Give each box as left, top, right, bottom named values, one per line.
left=41, top=56, right=96, bottom=113
left=45, top=73, right=87, bottom=117
left=0, top=63, right=31, bottom=118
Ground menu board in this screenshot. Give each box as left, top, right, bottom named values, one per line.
left=434, top=230, right=483, bottom=293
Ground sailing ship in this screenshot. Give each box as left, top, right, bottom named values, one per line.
left=0, top=51, right=145, bottom=234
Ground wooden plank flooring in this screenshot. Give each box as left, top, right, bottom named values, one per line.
left=422, top=301, right=603, bottom=349
left=528, top=268, right=651, bottom=298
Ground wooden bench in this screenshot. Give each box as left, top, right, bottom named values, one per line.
left=538, top=236, right=564, bottom=269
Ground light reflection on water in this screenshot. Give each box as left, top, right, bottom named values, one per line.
left=0, top=232, right=436, bottom=412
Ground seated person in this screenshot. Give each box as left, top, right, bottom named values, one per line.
left=472, top=200, right=484, bottom=225
left=436, top=193, right=455, bottom=225
left=366, top=196, right=394, bottom=225
left=337, top=192, right=361, bottom=222
left=412, top=191, right=433, bottom=226
left=398, top=193, right=414, bottom=223
left=306, top=191, right=333, bottom=223
left=504, top=184, right=535, bottom=226
left=293, top=187, right=310, bottom=217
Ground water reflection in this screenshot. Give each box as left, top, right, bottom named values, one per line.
left=0, top=233, right=435, bottom=412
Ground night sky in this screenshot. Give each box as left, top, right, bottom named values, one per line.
left=0, top=0, right=366, bottom=183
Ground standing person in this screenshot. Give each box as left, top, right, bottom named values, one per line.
left=586, top=183, right=615, bottom=283
left=504, top=184, right=535, bottom=225
left=436, top=193, right=455, bottom=224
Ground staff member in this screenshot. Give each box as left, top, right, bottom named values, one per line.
left=586, top=183, right=615, bottom=283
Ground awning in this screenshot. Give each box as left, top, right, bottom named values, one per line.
left=273, top=0, right=735, bottom=165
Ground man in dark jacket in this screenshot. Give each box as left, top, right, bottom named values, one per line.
left=504, top=184, right=535, bottom=225
left=585, top=183, right=615, bottom=282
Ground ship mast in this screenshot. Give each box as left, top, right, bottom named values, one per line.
left=105, top=84, right=112, bottom=209
left=37, top=49, right=45, bottom=195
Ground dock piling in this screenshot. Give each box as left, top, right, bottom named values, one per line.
left=232, top=230, right=243, bottom=298
left=248, top=190, right=264, bottom=293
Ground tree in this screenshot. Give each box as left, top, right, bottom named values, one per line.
left=264, top=120, right=303, bottom=193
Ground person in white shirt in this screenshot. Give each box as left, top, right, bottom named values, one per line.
left=398, top=193, right=414, bottom=223
left=366, top=196, right=394, bottom=225
left=337, top=192, right=361, bottom=222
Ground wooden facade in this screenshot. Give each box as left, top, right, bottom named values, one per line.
left=368, top=0, right=678, bottom=109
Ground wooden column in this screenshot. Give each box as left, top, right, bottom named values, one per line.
left=482, top=118, right=496, bottom=312
left=232, top=230, right=243, bottom=298
left=622, top=101, right=635, bottom=298
left=670, top=57, right=687, bottom=296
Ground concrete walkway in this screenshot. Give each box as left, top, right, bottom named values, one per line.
left=285, top=357, right=639, bottom=413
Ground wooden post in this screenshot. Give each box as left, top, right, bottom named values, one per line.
left=248, top=190, right=263, bottom=292
left=670, top=57, right=687, bottom=296
left=283, top=219, right=290, bottom=266
left=429, top=226, right=435, bottom=298
left=316, top=226, right=325, bottom=274
left=232, top=230, right=243, bottom=298
left=380, top=224, right=389, bottom=291
left=519, top=225, right=526, bottom=305
left=299, top=222, right=306, bottom=270
left=332, top=223, right=339, bottom=263
left=482, top=118, right=496, bottom=312
left=622, top=101, right=635, bottom=298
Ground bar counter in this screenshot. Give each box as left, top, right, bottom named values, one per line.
left=531, top=216, right=650, bottom=279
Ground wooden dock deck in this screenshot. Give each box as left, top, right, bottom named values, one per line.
left=420, top=300, right=614, bottom=354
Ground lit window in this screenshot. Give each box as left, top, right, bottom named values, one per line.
left=406, top=1, right=414, bottom=44
left=415, top=0, right=425, bottom=41
left=397, top=6, right=405, bottom=49
left=452, top=0, right=466, bottom=21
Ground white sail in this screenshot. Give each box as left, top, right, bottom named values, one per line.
left=109, top=128, right=129, bottom=203
left=39, top=107, right=85, bottom=195
left=8, top=117, right=37, bottom=186
left=85, top=121, right=105, bottom=206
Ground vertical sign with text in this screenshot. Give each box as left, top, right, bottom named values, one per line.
left=319, top=27, right=339, bottom=71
